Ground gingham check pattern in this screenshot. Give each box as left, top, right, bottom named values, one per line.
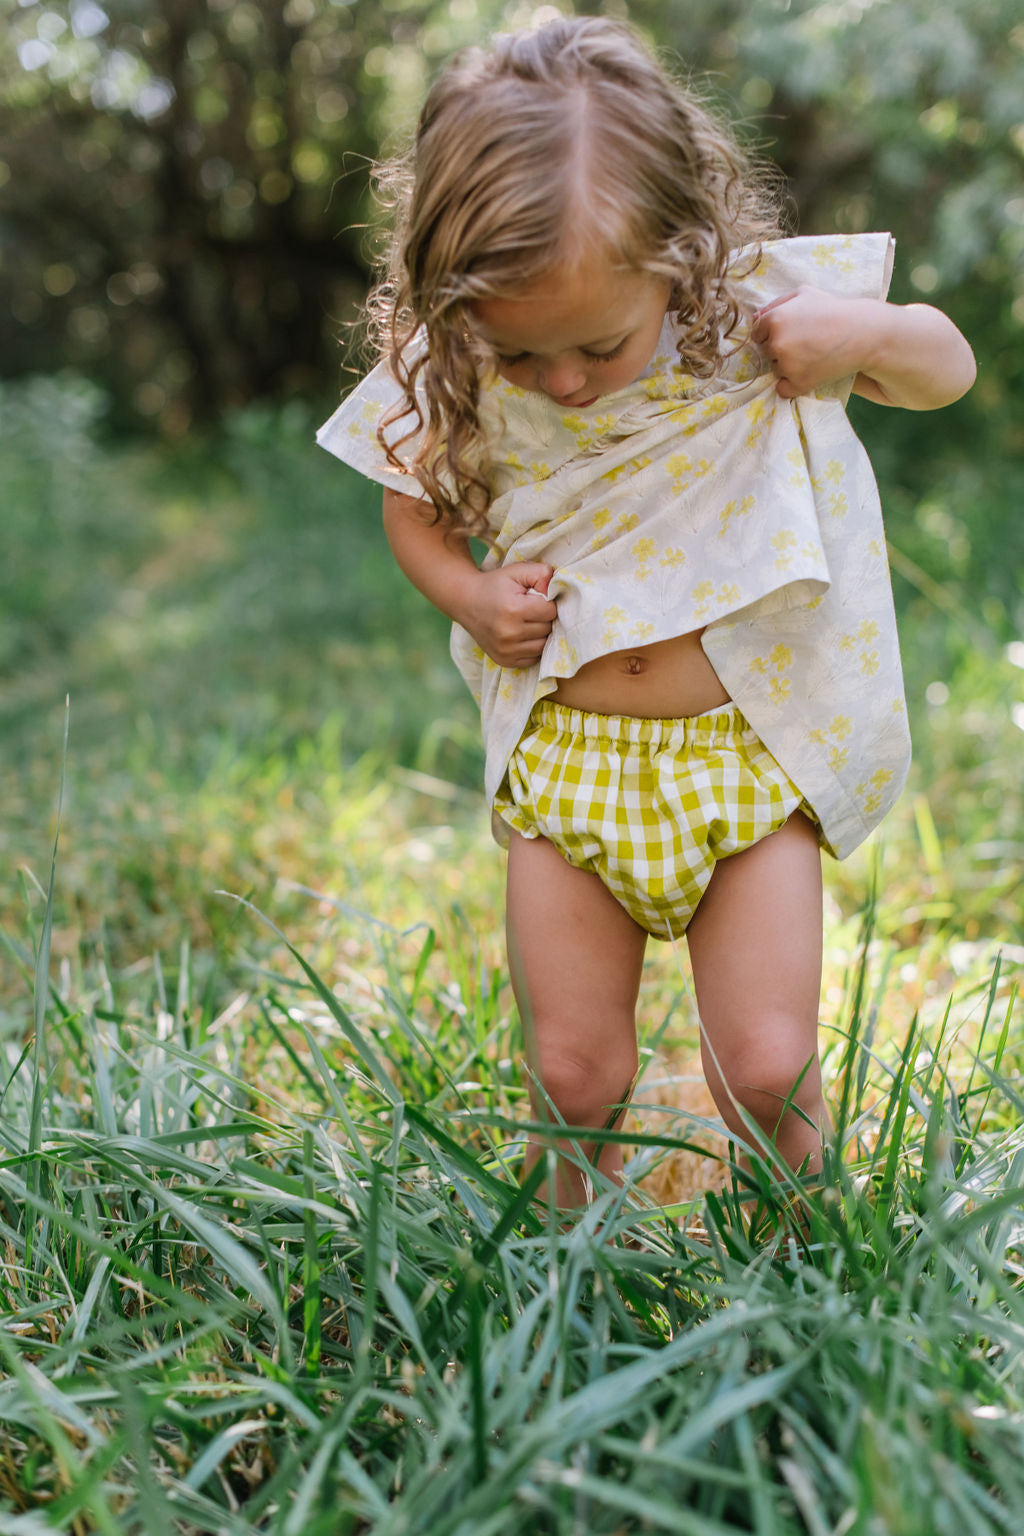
left=495, top=702, right=808, bottom=940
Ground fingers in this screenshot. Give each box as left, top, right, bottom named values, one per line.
left=520, top=589, right=559, bottom=624
left=752, top=293, right=810, bottom=397
left=753, top=291, right=798, bottom=319
left=750, top=290, right=797, bottom=345
left=491, top=627, right=552, bottom=667
left=510, top=561, right=554, bottom=597
left=506, top=639, right=550, bottom=666
left=471, top=564, right=559, bottom=667
left=510, top=564, right=558, bottom=622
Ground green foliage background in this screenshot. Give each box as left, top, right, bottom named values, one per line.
left=2, top=0, right=1022, bottom=658
left=2, top=4, right=1024, bottom=1528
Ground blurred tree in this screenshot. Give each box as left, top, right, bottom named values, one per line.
left=0, top=0, right=492, bottom=430
left=0, top=0, right=1021, bottom=484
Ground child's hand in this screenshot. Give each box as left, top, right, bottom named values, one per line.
left=382, top=488, right=559, bottom=663
left=752, top=287, right=869, bottom=399
left=457, top=562, right=558, bottom=668
left=752, top=287, right=976, bottom=409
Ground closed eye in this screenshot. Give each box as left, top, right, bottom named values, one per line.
left=584, top=341, right=627, bottom=362
left=496, top=339, right=628, bottom=367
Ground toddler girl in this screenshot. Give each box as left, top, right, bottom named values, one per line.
left=318, top=17, right=975, bottom=1206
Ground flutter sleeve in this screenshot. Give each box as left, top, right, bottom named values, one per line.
left=732, top=232, right=896, bottom=407
left=316, top=342, right=432, bottom=501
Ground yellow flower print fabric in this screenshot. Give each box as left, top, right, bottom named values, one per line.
left=316, top=233, right=909, bottom=859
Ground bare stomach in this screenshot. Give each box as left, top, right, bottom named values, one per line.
left=549, top=628, right=731, bottom=718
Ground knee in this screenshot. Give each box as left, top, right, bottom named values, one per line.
left=532, top=1040, right=639, bottom=1129
left=704, top=1019, right=821, bottom=1121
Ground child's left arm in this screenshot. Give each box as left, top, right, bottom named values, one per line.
left=752, top=287, right=976, bottom=410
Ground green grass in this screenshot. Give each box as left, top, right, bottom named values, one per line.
left=2, top=802, right=1022, bottom=1533
left=1, top=376, right=1023, bottom=1532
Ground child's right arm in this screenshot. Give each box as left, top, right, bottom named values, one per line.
left=382, top=488, right=559, bottom=669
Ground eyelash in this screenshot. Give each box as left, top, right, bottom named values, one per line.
left=590, top=341, right=627, bottom=363
left=497, top=341, right=627, bottom=366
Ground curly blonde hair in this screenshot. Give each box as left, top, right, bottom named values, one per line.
left=368, top=15, right=782, bottom=536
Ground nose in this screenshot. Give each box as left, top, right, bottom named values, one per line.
left=537, top=357, right=588, bottom=402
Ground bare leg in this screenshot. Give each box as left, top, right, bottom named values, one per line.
left=686, top=811, right=826, bottom=1177
left=506, top=831, right=648, bottom=1208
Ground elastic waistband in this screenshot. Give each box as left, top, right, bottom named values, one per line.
left=528, top=697, right=756, bottom=749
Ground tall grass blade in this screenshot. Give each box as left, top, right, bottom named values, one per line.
left=219, top=890, right=402, bottom=1104
left=302, top=1129, right=323, bottom=1375
left=876, top=1016, right=918, bottom=1212
left=467, top=1266, right=489, bottom=1484
left=25, top=703, right=70, bottom=1276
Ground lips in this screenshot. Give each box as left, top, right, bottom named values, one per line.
left=558, top=395, right=599, bottom=409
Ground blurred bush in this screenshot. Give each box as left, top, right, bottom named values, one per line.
left=1, top=1, right=1020, bottom=668
left=1, top=0, right=1021, bottom=442
left=0, top=372, right=476, bottom=781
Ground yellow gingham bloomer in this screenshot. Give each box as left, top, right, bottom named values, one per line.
left=317, top=233, right=910, bottom=861
left=494, top=700, right=809, bottom=939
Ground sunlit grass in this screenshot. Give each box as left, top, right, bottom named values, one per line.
left=2, top=380, right=1022, bottom=1531
left=1, top=772, right=1022, bottom=1531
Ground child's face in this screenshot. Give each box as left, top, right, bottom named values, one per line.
left=471, top=254, right=671, bottom=409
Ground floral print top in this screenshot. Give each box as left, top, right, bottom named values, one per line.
left=317, top=233, right=907, bottom=858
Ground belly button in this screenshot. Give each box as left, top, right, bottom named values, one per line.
left=623, top=655, right=647, bottom=676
